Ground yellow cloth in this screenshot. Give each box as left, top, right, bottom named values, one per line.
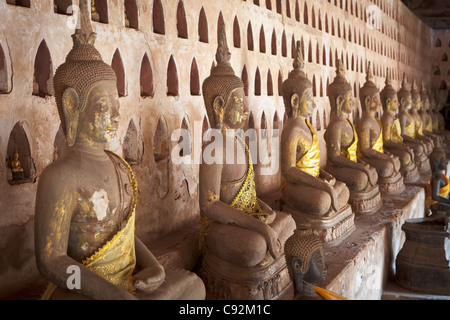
left=342, top=119, right=358, bottom=162
left=41, top=151, right=138, bottom=299
left=391, top=118, right=403, bottom=144
left=440, top=173, right=450, bottom=198
left=199, top=135, right=268, bottom=250
left=281, top=119, right=320, bottom=190
left=372, top=118, right=384, bottom=153
left=415, top=116, right=423, bottom=136
left=432, top=115, right=439, bottom=131
left=404, top=113, right=416, bottom=138
left=425, top=117, right=433, bottom=133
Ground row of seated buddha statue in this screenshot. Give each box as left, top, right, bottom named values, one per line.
left=33, top=3, right=448, bottom=300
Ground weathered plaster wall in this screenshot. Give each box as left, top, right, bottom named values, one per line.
left=0, top=0, right=436, bottom=297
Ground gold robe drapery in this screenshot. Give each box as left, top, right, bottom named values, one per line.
left=199, top=135, right=268, bottom=250
left=342, top=119, right=358, bottom=162
left=404, top=113, right=416, bottom=138
left=281, top=119, right=320, bottom=190
left=41, top=151, right=138, bottom=299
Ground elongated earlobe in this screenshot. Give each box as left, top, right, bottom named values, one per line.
left=62, top=88, right=80, bottom=147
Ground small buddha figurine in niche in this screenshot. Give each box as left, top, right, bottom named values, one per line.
left=324, top=60, right=381, bottom=214
left=35, top=0, right=205, bottom=300
left=356, top=63, right=404, bottom=194
left=379, top=70, right=419, bottom=183
left=198, top=22, right=296, bottom=300
left=284, top=230, right=326, bottom=300
left=397, top=74, right=430, bottom=173
left=410, top=79, right=434, bottom=156
left=9, top=149, right=25, bottom=181
left=280, top=42, right=353, bottom=243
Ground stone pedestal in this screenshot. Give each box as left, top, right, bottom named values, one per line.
left=323, top=186, right=425, bottom=300
left=199, top=249, right=294, bottom=300
left=349, top=184, right=383, bottom=215
left=378, top=172, right=405, bottom=194
left=282, top=203, right=355, bottom=244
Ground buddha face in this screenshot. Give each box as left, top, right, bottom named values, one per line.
left=400, top=95, right=412, bottom=111
left=224, top=88, right=248, bottom=130
left=339, top=91, right=354, bottom=115
left=386, top=95, right=399, bottom=114
left=412, top=97, right=422, bottom=111
left=304, top=249, right=326, bottom=285
left=423, top=98, right=430, bottom=111
left=76, top=81, right=120, bottom=144
left=299, top=88, right=315, bottom=118
left=366, top=93, right=381, bottom=114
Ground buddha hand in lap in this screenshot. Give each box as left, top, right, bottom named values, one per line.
left=324, top=60, right=378, bottom=192
left=356, top=64, right=402, bottom=186
left=199, top=23, right=295, bottom=271
left=380, top=70, right=418, bottom=182
left=280, top=42, right=349, bottom=217
left=35, top=1, right=205, bottom=300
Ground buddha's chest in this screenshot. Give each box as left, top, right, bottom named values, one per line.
left=68, top=156, right=134, bottom=261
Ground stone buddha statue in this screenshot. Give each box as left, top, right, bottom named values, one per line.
left=428, top=148, right=450, bottom=217
left=9, top=149, right=25, bottom=181
left=35, top=0, right=205, bottom=300
left=380, top=70, right=419, bottom=183
left=356, top=63, right=404, bottom=194
left=397, top=74, right=431, bottom=173
left=324, top=60, right=382, bottom=214
left=410, top=79, right=434, bottom=156
left=198, top=22, right=296, bottom=300
left=420, top=83, right=445, bottom=150
left=280, top=42, right=354, bottom=243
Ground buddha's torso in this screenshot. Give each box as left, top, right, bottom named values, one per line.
left=398, top=110, right=414, bottom=134
left=284, top=118, right=313, bottom=163
left=334, top=117, right=355, bottom=150
left=66, top=152, right=133, bottom=262
left=220, top=136, right=251, bottom=205
left=358, top=114, right=381, bottom=148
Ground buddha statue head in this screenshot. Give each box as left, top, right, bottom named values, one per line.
left=285, top=230, right=326, bottom=294
left=397, top=73, right=412, bottom=111
left=421, top=82, right=431, bottom=112
left=380, top=69, right=399, bottom=115
left=282, top=41, right=315, bottom=120
left=202, top=23, right=247, bottom=131
left=359, top=62, right=381, bottom=116
left=430, top=147, right=447, bottom=173
left=53, top=0, right=119, bottom=147
left=410, top=79, right=422, bottom=111
left=328, top=59, right=354, bottom=117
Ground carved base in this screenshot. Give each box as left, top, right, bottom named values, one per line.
left=199, top=250, right=294, bottom=300
left=401, top=163, right=420, bottom=183
left=282, top=204, right=355, bottom=244
left=396, top=217, right=450, bottom=296
left=378, top=171, right=405, bottom=194
left=416, top=157, right=431, bottom=174
left=349, top=184, right=383, bottom=215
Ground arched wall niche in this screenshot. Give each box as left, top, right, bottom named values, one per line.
left=198, top=7, right=209, bottom=43
left=123, top=118, right=143, bottom=165
left=0, top=40, right=12, bottom=94
left=153, top=115, right=170, bottom=198
left=153, top=0, right=165, bottom=35
left=111, top=49, right=126, bottom=97
left=54, top=0, right=72, bottom=15
left=140, top=53, right=154, bottom=98
left=91, top=0, right=108, bottom=24
left=124, top=0, right=139, bottom=29
left=6, top=121, right=36, bottom=185
left=178, top=116, right=192, bottom=158
left=6, top=0, right=30, bottom=8
left=167, top=55, right=179, bottom=97
left=33, top=40, right=53, bottom=97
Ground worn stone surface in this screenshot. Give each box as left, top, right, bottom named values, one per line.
left=323, top=185, right=425, bottom=300
left=0, top=0, right=439, bottom=298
